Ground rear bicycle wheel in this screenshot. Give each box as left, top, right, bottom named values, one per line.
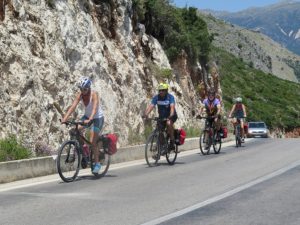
left=145, top=132, right=160, bottom=167
left=57, top=140, right=81, bottom=182
left=166, top=142, right=178, bottom=165
left=213, top=131, right=222, bottom=154
left=91, top=148, right=111, bottom=178
left=200, top=131, right=210, bottom=155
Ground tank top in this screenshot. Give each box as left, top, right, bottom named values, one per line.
left=81, top=92, right=103, bottom=119
left=234, top=103, right=244, bottom=118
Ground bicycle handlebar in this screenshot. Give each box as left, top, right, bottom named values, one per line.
left=60, top=119, right=93, bottom=127
left=196, top=115, right=217, bottom=120
left=143, top=117, right=168, bottom=122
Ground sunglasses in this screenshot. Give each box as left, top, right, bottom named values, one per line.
left=159, top=89, right=167, bottom=92
left=80, top=88, right=89, bottom=92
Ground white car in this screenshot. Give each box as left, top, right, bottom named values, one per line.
left=247, top=122, right=269, bottom=138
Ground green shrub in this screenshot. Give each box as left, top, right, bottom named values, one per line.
left=182, top=124, right=201, bottom=138
left=0, top=135, right=32, bottom=162
left=127, top=125, right=153, bottom=145
left=147, top=61, right=173, bottom=81
left=133, top=0, right=211, bottom=65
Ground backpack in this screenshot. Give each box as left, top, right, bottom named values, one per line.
left=174, top=128, right=186, bottom=145
left=103, top=133, right=118, bottom=155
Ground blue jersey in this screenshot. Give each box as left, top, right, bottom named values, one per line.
left=151, top=93, right=176, bottom=119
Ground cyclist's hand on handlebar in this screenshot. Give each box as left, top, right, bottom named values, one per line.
left=83, top=119, right=93, bottom=126
left=60, top=118, right=67, bottom=124
left=196, top=115, right=202, bottom=119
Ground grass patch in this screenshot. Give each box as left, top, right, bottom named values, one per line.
left=0, top=135, right=32, bottom=162
left=182, top=124, right=201, bottom=138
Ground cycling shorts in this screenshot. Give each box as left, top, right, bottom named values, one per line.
left=80, top=116, right=104, bottom=133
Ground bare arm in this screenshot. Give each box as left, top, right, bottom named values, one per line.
left=228, top=104, right=235, bottom=117
left=87, top=91, right=99, bottom=121
left=169, top=104, right=175, bottom=118
left=62, top=92, right=81, bottom=122
left=216, top=104, right=221, bottom=116
left=242, top=104, right=247, bottom=117
left=144, top=104, right=155, bottom=117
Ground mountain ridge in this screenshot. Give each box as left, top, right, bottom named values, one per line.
left=207, top=0, right=300, bottom=56
left=199, top=12, right=300, bottom=82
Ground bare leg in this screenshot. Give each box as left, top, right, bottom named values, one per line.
left=167, top=120, right=175, bottom=141
left=90, top=131, right=99, bottom=163
left=240, top=121, right=245, bottom=138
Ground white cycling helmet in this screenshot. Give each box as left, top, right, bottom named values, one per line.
left=236, top=97, right=242, bottom=103
left=78, top=77, right=92, bottom=89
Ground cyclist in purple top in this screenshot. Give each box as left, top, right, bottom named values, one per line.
left=199, top=89, right=221, bottom=149
left=143, top=83, right=177, bottom=151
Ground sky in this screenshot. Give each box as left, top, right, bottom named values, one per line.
left=172, top=0, right=300, bottom=12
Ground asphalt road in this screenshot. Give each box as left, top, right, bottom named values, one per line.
left=0, top=138, right=299, bottom=225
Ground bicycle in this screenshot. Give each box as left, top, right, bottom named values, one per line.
left=198, top=116, right=222, bottom=155
left=57, top=120, right=111, bottom=182
left=232, top=117, right=245, bottom=148
left=144, top=117, right=178, bottom=167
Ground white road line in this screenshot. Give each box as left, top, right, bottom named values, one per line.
left=140, top=159, right=300, bottom=225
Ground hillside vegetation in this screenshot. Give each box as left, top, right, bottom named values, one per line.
left=133, top=0, right=212, bottom=64
left=212, top=47, right=300, bottom=130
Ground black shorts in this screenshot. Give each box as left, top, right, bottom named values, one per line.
left=160, top=114, right=178, bottom=124
left=169, top=114, right=178, bottom=123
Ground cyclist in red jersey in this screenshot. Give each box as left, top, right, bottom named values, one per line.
left=229, top=97, right=247, bottom=142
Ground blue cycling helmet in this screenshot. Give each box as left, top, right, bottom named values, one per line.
left=78, top=77, right=92, bottom=89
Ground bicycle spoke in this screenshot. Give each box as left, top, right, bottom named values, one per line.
left=213, top=131, right=222, bottom=154
left=145, top=133, right=159, bottom=167
left=200, top=132, right=210, bottom=155
left=166, top=141, right=178, bottom=165
left=57, top=141, right=80, bottom=182
left=91, top=148, right=111, bottom=178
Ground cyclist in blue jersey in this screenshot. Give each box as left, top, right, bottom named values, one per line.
left=229, top=97, right=247, bottom=142
left=199, top=89, right=221, bottom=149
left=143, top=83, right=178, bottom=151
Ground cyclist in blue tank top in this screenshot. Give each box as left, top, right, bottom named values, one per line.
left=143, top=83, right=178, bottom=151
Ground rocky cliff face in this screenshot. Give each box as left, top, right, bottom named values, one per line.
left=0, top=0, right=209, bottom=149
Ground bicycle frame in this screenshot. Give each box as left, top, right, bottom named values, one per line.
left=234, top=118, right=243, bottom=147
left=144, top=117, right=178, bottom=166
left=57, top=120, right=111, bottom=182
left=153, top=118, right=168, bottom=155
left=199, top=116, right=222, bottom=155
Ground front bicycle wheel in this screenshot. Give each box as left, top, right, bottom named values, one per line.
left=199, top=131, right=210, bottom=155
left=145, top=132, right=160, bottom=167
left=235, top=126, right=241, bottom=147
left=91, top=148, right=111, bottom=178
left=213, top=131, right=222, bottom=154
left=166, top=142, right=178, bottom=165
left=57, top=140, right=81, bottom=182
